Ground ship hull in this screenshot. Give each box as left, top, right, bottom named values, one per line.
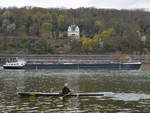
left=3, top=66, right=24, bottom=69
left=4, top=63, right=141, bottom=70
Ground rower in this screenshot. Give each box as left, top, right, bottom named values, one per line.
left=61, top=83, right=74, bottom=95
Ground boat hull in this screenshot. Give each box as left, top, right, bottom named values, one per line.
left=3, top=66, right=24, bottom=69
left=18, top=92, right=104, bottom=97
left=3, top=63, right=141, bottom=70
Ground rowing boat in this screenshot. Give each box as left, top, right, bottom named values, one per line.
left=18, top=92, right=104, bottom=97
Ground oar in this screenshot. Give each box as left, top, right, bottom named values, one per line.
left=59, top=92, right=72, bottom=99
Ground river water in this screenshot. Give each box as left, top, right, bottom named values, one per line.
left=0, top=69, right=150, bottom=113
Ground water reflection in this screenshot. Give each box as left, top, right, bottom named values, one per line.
left=0, top=69, right=150, bottom=112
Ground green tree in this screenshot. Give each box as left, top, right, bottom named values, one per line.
left=41, top=22, right=52, bottom=38
left=58, top=15, right=65, bottom=30
left=46, top=13, right=52, bottom=20
left=8, top=11, right=15, bottom=22
left=32, top=11, right=43, bottom=36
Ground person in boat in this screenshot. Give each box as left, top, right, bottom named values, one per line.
left=61, top=83, right=74, bottom=95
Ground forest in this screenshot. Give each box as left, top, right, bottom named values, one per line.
left=0, top=7, right=150, bottom=54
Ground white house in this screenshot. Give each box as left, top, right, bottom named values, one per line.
left=67, top=24, right=80, bottom=39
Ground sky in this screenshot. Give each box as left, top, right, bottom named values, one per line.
left=0, top=0, right=150, bottom=10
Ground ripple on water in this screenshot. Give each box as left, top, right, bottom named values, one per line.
left=0, top=69, right=150, bottom=112
left=96, top=92, right=150, bottom=101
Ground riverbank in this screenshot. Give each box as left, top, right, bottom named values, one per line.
left=140, top=63, right=150, bottom=70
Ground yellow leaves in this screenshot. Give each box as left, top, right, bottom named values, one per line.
left=81, top=28, right=116, bottom=53
left=92, top=37, right=99, bottom=48
left=94, top=34, right=101, bottom=40
left=95, top=20, right=103, bottom=28
left=100, top=28, right=115, bottom=38
left=81, top=35, right=98, bottom=53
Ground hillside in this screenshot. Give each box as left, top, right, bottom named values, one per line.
left=0, top=7, right=150, bottom=54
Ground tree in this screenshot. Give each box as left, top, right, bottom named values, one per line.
left=22, top=9, right=32, bottom=35
left=95, top=20, right=104, bottom=33
left=45, top=13, right=52, bottom=22
left=51, top=13, right=59, bottom=38
left=41, top=22, right=52, bottom=38
left=32, top=11, right=43, bottom=36
left=81, top=35, right=99, bottom=53
left=100, top=28, right=115, bottom=38
left=58, top=15, right=65, bottom=30
left=8, top=11, right=15, bottom=23
left=0, top=7, right=150, bottom=54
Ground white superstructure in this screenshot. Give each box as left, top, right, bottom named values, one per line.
left=3, top=58, right=26, bottom=67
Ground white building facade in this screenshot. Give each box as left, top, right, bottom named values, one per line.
left=67, top=24, right=80, bottom=39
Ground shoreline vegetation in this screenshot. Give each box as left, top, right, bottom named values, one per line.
left=0, top=7, right=150, bottom=54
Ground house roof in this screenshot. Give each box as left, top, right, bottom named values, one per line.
left=68, top=24, right=79, bottom=31
left=70, top=24, right=76, bottom=31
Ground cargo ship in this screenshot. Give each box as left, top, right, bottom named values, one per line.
left=3, top=59, right=141, bottom=70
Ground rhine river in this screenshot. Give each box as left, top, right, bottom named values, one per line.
left=0, top=69, right=150, bottom=113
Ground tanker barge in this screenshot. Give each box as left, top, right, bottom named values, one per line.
left=3, top=59, right=141, bottom=70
